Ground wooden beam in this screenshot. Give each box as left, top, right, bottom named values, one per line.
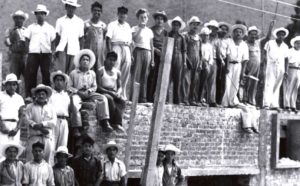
left=141, top=37, right=174, bottom=186
left=124, top=82, right=140, bottom=185
left=0, top=52, right=2, bottom=90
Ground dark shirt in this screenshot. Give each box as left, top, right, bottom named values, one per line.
left=151, top=25, right=167, bottom=52
left=53, top=165, right=75, bottom=186
left=71, top=155, right=102, bottom=186
left=162, top=161, right=184, bottom=186
left=168, top=31, right=186, bottom=55
left=6, top=27, right=28, bottom=54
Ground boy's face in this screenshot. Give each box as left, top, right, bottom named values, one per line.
left=189, top=22, right=200, bottom=32
left=79, top=55, right=90, bottom=71
left=155, top=16, right=165, bottom=27
left=248, top=30, right=258, bottom=42
left=138, top=12, right=148, bottom=25
left=82, top=142, right=93, bottom=156
left=233, top=28, right=244, bottom=40
left=5, top=81, right=18, bottom=95
left=56, top=153, right=68, bottom=166
left=65, top=4, right=76, bottom=17
left=276, top=31, right=286, bottom=42
left=91, top=7, right=102, bottom=19
left=54, top=75, right=66, bottom=91
left=5, top=147, right=18, bottom=161
left=105, top=56, right=116, bottom=70
left=294, top=41, right=300, bottom=50
left=157, top=151, right=165, bottom=164
left=201, top=34, right=210, bottom=42
left=165, top=151, right=175, bottom=161
left=32, top=147, right=44, bottom=161
left=106, top=147, right=118, bottom=159
left=118, top=12, right=128, bottom=23
left=13, top=16, right=25, bottom=27
left=172, top=21, right=181, bottom=32
left=35, top=12, right=46, bottom=23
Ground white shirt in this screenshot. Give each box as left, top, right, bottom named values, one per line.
left=24, top=22, right=56, bottom=53
left=132, top=25, right=153, bottom=50
left=49, top=90, right=70, bottom=117
left=0, top=91, right=24, bottom=120
left=264, top=40, right=289, bottom=68
left=56, top=15, right=84, bottom=55
left=201, top=42, right=214, bottom=65
left=216, top=38, right=230, bottom=59
left=288, top=48, right=300, bottom=65
left=103, top=158, right=127, bottom=181
left=106, top=20, right=132, bottom=44
left=228, top=39, right=249, bottom=63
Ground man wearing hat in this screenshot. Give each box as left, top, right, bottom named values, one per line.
left=0, top=142, right=24, bottom=186
left=148, top=10, right=168, bottom=102
left=49, top=70, right=70, bottom=149
left=69, top=49, right=113, bottom=132
left=84, top=2, right=107, bottom=71
left=5, top=10, right=28, bottom=80
left=24, top=4, right=56, bottom=97
left=0, top=74, right=24, bottom=152
left=23, top=141, right=55, bottom=186
left=53, top=146, right=75, bottom=186
left=263, top=27, right=289, bottom=110
left=25, top=84, right=57, bottom=165
left=101, top=140, right=126, bottom=186
left=106, top=6, right=132, bottom=100
left=71, top=135, right=102, bottom=186
left=167, top=16, right=187, bottom=104
left=182, top=16, right=202, bottom=106
left=55, top=0, right=84, bottom=74
left=222, top=24, right=249, bottom=108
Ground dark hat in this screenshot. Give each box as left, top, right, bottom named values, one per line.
left=118, top=6, right=128, bottom=14
left=91, top=1, right=102, bottom=9
left=106, top=51, right=118, bottom=60
left=32, top=141, right=45, bottom=150
left=153, top=10, right=168, bottom=22
left=81, top=135, right=95, bottom=145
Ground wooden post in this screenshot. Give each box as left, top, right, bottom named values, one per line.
left=0, top=52, right=2, bottom=90
left=124, top=82, right=140, bottom=184
left=141, top=37, right=174, bottom=186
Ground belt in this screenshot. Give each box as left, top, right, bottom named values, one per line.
left=2, top=119, right=17, bottom=122
left=112, top=41, right=130, bottom=47
left=229, top=61, right=239, bottom=64
left=289, top=66, right=300, bottom=70
left=57, top=115, right=69, bottom=120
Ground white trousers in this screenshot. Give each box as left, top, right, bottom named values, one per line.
left=54, top=118, right=69, bottom=150
left=283, top=67, right=300, bottom=108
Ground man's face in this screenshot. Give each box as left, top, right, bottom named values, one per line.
left=35, top=12, right=46, bottom=23
left=5, top=147, right=18, bottom=161
left=82, top=142, right=93, bottom=156
left=155, top=16, right=165, bottom=27
left=5, top=81, right=18, bottom=95
left=208, top=26, right=218, bottom=34
left=276, top=31, right=286, bottom=42
left=219, top=25, right=229, bottom=34
left=118, top=12, right=128, bottom=23
left=138, top=12, right=148, bottom=25
left=165, top=151, right=175, bottom=161
left=79, top=55, right=90, bottom=71
left=172, top=21, right=181, bottom=32
left=157, top=151, right=165, bottom=164
left=105, top=56, right=116, bottom=70
left=201, top=34, right=210, bottom=42
left=35, top=90, right=48, bottom=104
left=189, top=22, right=200, bottom=32
left=233, top=28, right=244, bottom=40
left=32, top=147, right=44, bottom=161
left=248, top=30, right=258, bottom=42
left=91, top=7, right=102, bottom=19
left=56, top=153, right=68, bottom=166
left=13, top=16, right=25, bottom=27
left=65, top=4, right=76, bottom=17
left=106, top=147, right=118, bottom=159
left=294, top=41, right=300, bottom=50
left=54, top=75, right=66, bottom=91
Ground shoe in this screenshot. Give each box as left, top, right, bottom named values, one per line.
left=190, top=101, right=199, bottom=106
left=242, top=127, right=253, bottom=133
left=251, top=127, right=260, bottom=134
left=262, top=106, right=270, bottom=110
left=291, top=108, right=298, bottom=113
left=113, top=124, right=126, bottom=133
left=101, top=120, right=113, bottom=132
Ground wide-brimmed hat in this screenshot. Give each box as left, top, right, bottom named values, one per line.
left=32, top=4, right=50, bottom=16
left=200, top=27, right=212, bottom=35
left=164, top=144, right=181, bottom=154
left=31, top=84, right=52, bottom=98
left=168, top=16, right=186, bottom=30
left=187, top=16, right=202, bottom=26
left=232, top=24, right=247, bottom=35
left=273, top=27, right=289, bottom=39
left=291, top=36, right=300, bottom=47
left=55, top=146, right=73, bottom=158
left=3, top=73, right=21, bottom=85
left=11, top=10, right=29, bottom=20
left=74, top=49, right=96, bottom=69
left=219, top=22, right=232, bottom=32
left=103, top=141, right=120, bottom=153
left=248, top=26, right=261, bottom=35
left=204, top=20, right=219, bottom=28
left=50, top=70, right=69, bottom=84
left=1, top=142, right=24, bottom=158
left=152, top=10, right=168, bottom=22
left=62, top=0, right=81, bottom=7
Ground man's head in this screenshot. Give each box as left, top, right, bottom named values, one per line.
left=11, top=10, right=28, bottom=28
left=91, top=2, right=102, bottom=20
left=232, top=24, right=247, bottom=41
left=291, top=36, right=300, bottom=50
left=3, top=74, right=20, bottom=96
left=136, top=8, right=149, bottom=26
left=165, top=150, right=175, bottom=162
left=74, top=49, right=96, bottom=72
left=81, top=136, right=94, bottom=157
left=171, top=21, right=181, bottom=32
left=65, top=4, right=76, bottom=17
left=153, top=11, right=167, bottom=27
left=157, top=149, right=165, bottom=165
left=32, top=84, right=52, bottom=105
left=187, top=16, right=202, bottom=33
left=205, top=20, right=219, bottom=37
left=200, top=27, right=211, bottom=43
left=35, top=12, right=46, bottom=23
left=104, top=52, right=118, bottom=70
left=79, top=55, right=91, bottom=71
left=104, top=141, right=119, bottom=160
left=55, top=146, right=72, bottom=166
left=276, top=31, right=286, bottom=42
left=32, top=142, right=45, bottom=162
left=5, top=146, right=19, bottom=161
left=273, top=27, right=288, bottom=43
left=53, top=75, right=67, bottom=91
left=117, top=6, right=128, bottom=23
left=247, top=26, right=260, bottom=42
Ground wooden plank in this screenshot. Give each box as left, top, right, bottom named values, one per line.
left=124, top=82, right=140, bottom=185
left=0, top=52, right=2, bottom=90
left=141, top=37, right=174, bottom=186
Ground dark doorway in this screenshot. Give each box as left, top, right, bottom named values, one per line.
left=188, top=175, right=250, bottom=186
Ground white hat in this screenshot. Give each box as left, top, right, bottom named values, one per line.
left=248, top=26, right=261, bottom=35
left=74, top=49, right=96, bottom=69
left=219, top=22, right=232, bottom=31
left=3, top=73, right=21, bottom=84
left=187, top=16, right=202, bottom=25
left=291, top=36, right=300, bottom=47
left=164, top=144, right=181, bottom=154
left=204, top=20, right=219, bottom=28
left=32, top=4, right=50, bottom=16
left=11, top=10, right=29, bottom=20
left=55, top=146, right=73, bottom=158
left=50, top=70, right=69, bottom=84
left=168, top=16, right=186, bottom=31
left=273, top=27, right=289, bottom=39
left=103, top=141, right=120, bottom=153
left=232, top=24, right=247, bottom=35
left=1, top=142, right=24, bottom=158
left=62, top=0, right=81, bottom=7
left=31, top=84, right=52, bottom=98
left=200, top=27, right=211, bottom=35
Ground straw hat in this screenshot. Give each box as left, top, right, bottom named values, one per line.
left=248, top=26, right=261, bottom=35
left=32, top=4, right=50, bottom=16
left=168, top=16, right=186, bottom=30
left=3, top=73, right=21, bottom=84
left=204, top=20, right=219, bottom=28
left=62, top=0, right=81, bottom=7
left=291, top=36, right=300, bottom=47
left=11, top=10, right=29, bottom=20
left=50, top=70, right=69, bottom=84
left=232, top=24, right=247, bottom=35
left=187, top=16, right=202, bottom=25
left=1, top=142, right=24, bottom=158
left=273, top=27, right=289, bottom=39
left=219, top=22, right=232, bottom=31
left=55, top=146, right=73, bottom=158
left=152, top=10, right=168, bottom=22
left=164, top=144, right=181, bottom=154
left=31, top=84, right=52, bottom=98
left=200, top=27, right=212, bottom=35
left=73, top=49, right=96, bottom=69
left=103, top=141, right=120, bottom=153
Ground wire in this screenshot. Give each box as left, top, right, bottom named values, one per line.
left=270, top=0, right=300, bottom=9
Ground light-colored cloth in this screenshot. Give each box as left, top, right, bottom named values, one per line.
left=103, top=158, right=126, bottom=181
left=56, top=15, right=84, bottom=55
left=53, top=165, right=75, bottom=186
left=228, top=39, right=249, bottom=63
left=216, top=38, right=230, bottom=59
left=69, top=69, right=97, bottom=93
left=24, top=22, right=56, bottom=53
left=201, top=42, right=214, bottom=65
left=106, top=20, right=132, bottom=44
left=0, top=160, right=24, bottom=186
left=155, top=165, right=164, bottom=186
left=264, top=40, right=289, bottom=69
left=23, top=160, right=55, bottom=186
left=100, top=67, right=118, bottom=91
left=132, top=25, right=153, bottom=50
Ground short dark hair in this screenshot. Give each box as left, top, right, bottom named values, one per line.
left=32, top=141, right=45, bottom=150
left=136, top=8, right=148, bottom=18
left=91, top=2, right=102, bottom=10
left=106, top=51, right=118, bottom=60
left=80, top=54, right=90, bottom=62
left=53, top=74, right=66, bottom=82
left=117, top=6, right=128, bottom=14
left=81, top=135, right=95, bottom=145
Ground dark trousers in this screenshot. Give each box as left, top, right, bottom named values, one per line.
left=216, top=58, right=227, bottom=104
left=169, top=53, right=183, bottom=104
left=104, top=94, right=125, bottom=126
left=100, top=180, right=121, bottom=186
left=181, top=67, right=191, bottom=104
left=189, top=68, right=201, bottom=103
left=10, top=52, right=27, bottom=79
left=147, top=53, right=161, bottom=102
left=25, top=53, right=51, bottom=97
